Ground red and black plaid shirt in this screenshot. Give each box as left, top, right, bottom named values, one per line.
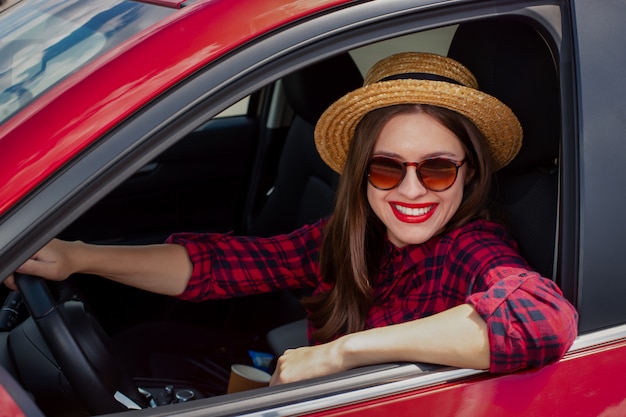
left=167, top=218, right=578, bottom=373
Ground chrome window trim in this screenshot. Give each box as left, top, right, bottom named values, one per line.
left=568, top=323, right=626, bottom=351
left=239, top=325, right=626, bottom=417
left=239, top=368, right=486, bottom=417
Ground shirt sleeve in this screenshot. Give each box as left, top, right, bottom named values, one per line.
left=467, top=267, right=578, bottom=373
left=165, top=220, right=325, bottom=302
left=445, top=221, right=578, bottom=373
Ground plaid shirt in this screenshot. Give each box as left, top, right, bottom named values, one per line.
left=167, top=218, right=577, bottom=373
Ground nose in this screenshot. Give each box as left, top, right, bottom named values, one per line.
left=396, top=166, right=428, bottom=199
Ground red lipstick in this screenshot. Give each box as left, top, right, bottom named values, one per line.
left=390, top=202, right=437, bottom=223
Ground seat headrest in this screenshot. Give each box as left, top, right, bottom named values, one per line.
left=282, top=53, right=364, bottom=125
left=447, top=19, right=559, bottom=173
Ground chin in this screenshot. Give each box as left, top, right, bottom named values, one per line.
left=388, top=228, right=437, bottom=247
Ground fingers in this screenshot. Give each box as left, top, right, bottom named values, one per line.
left=6, top=240, right=71, bottom=284
left=269, top=369, right=280, bottom=386
left=15, top=258, right=42, bottom=278
left=3, top=239, right=71, bottom=291
left=3, top=259, right=52, bottom=292
left=3, top=274, right=18, bottom=291
left=269, top=350, right=296, bottom=386
left=269, top=345, right=340, bottom=386
left=16, top=240, right=72, bottom=281
left=270, top=354, right=286, bottom=386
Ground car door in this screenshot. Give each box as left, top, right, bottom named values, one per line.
left=67, top=0, right=573, bottom=414
left=2, top=0, right=626, bottom=416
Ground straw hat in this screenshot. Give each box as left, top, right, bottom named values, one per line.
left=314, top=52, right=522, bottom=173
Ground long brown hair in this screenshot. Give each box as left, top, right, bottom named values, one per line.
left=303, top=104, right=494, bottom=343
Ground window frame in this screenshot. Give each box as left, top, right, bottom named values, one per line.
left=0, top=0, right=578, bottom=416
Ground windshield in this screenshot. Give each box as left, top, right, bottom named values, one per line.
left=0, top=0, right=176, bottom=125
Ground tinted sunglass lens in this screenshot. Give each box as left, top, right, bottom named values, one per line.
left=419, top=159, right=458, bottom=191
left=368, top=158, right=404, bottom=189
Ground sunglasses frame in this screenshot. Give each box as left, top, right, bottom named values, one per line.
left=367, top=156, right=466, bottom=192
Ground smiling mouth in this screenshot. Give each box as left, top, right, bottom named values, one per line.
left=393, top=204, right=434, bottom=216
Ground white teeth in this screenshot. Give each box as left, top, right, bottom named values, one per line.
left=394, top=204, right=432, bottom=216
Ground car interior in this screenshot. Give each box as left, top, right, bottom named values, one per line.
left=0, top=13, right=562, bottom=415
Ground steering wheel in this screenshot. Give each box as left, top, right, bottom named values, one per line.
left=14, top=273, right=149, bottom=414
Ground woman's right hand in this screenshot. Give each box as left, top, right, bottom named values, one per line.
left=4, top=239, right=78, bottom=290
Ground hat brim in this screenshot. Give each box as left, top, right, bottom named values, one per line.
left=314, top=79, right=522, bottom=173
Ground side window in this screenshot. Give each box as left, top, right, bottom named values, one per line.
left=214, top=96, right=250, bottom=118
left=349, top=26, right=457, bottom=73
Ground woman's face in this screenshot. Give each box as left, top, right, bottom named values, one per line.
left=367, top=112, right=469, bottom=247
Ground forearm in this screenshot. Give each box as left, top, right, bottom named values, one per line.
left=338, top=304, right=490, bottom=371
left=271, top=304, right=489, bottom=385
left=74, top=242, right=193, bottom=295
left=17, top=239, right=193, bottom=296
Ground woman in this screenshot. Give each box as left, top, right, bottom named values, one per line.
left=7, top=52, right=578, bottom=385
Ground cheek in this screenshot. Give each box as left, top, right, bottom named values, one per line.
left=443, top=184, right=465, bottom=217
left=366, top=186, right=386, bottom=217
left=366, top=186, right=377, bottom=210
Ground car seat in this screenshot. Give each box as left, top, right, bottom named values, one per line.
left=247, top=53, right=363, bottom=237
left=447, top=18, right=560, bottom=279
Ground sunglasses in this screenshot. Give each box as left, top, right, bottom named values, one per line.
left=367, top=156, right=466, bottom=192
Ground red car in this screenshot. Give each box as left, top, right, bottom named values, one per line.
left=1, top=0, right=625, bottom=416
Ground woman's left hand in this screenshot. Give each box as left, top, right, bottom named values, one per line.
left=269, top=304, right=491, bottom=385
left=270, top=340, right=346, bottom=385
